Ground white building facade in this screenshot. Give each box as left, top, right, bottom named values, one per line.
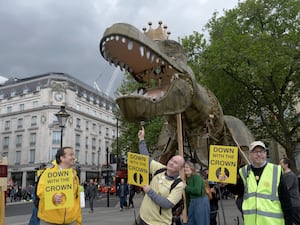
left=0, top=73, right=118, bottom=188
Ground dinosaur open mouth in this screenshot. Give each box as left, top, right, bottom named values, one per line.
left=99, top=23, right=188, bottom=99
left=99, top=23, right=193, bottom=121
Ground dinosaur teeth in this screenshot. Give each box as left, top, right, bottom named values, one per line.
left=128, top=41, right=134, bottom=50
left=121, top=37, right=126, bottom=43
left=139, top=46, right=144, bottom=57
left=113, top=60, right=118, bottom=67
left=146, top=50, right=151, bottom=60
left=115, top=35, right=120, bottom=41
left=151, top=55, right=155, bottom=63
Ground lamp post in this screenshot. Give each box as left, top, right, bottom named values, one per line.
left=106, top=147, right=110, bottom=207
left=55, top=106, right=70, bottom=148
left=116, top=116, right=119, bottom=171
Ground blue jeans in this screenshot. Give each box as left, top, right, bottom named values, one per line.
left=119, top=196, right=127, bottom=209
left=28, top=206, right=40, bottom=225
left=186, top=196, right=210, bottom=225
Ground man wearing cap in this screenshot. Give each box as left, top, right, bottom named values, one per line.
left=227, top=141, right=292, bottom=225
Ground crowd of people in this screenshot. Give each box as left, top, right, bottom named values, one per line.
left=6, top=183, right=33, bottom=202
left=17, top=126, right=299, bottom=225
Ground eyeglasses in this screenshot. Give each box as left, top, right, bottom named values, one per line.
left=251, top=150, right=266, bottom=155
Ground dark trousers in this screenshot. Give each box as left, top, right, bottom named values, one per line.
left=89, top=197, right=94, bottom=211
left=128, top=194, right=134, bottom=207
left=119, top=196, right=126, bottom=209
left=28, top=206, right=40, bottom=225
left=292, top=207, right=300, bottom=225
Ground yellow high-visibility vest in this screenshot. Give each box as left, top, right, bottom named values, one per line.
left=239, top=163, right=284, bottom=225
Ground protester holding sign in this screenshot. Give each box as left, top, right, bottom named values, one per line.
left=226, top=141, right=292, bottom=225
left=37, top=147, right=82, bottom=225
left=137, top=126, right=185, bottom=225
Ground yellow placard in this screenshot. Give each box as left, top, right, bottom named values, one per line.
left=44, top=168, right=74, bottom=210
left=127, top=152, right=149, bottom=187
left=208, top=145, right=238, bottom=184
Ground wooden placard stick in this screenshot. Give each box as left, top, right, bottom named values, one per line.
left=176, top=114, right=188, bottom=223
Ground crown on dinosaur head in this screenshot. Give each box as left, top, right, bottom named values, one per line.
left=143, top=21, right=171, bottom=41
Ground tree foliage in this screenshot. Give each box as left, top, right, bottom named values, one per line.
left=181, top=0, right=300, bottom=170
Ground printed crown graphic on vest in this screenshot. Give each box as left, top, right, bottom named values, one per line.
left=143, top=21, right=170, bottom=41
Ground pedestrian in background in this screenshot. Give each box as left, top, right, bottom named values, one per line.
left=279, top=158, right=300, bottom=225
left=184, top=161, right=210, bottom=225
left=116, top=178, right=128, bottom=211
left=86, top=179, right=96, bottom=213
left=127, top=184, right=136, bottom=208
left=37, top=147, right=82, bottom=225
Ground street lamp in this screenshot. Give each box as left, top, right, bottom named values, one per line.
left=55, top=106, right=70, bottom=148
left=116, top=116, right=119, bottom=171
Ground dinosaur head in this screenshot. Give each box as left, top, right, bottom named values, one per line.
left=100, top=22, right=195, bottom=122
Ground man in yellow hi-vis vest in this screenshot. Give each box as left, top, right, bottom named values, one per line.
left=226, top=141, right=293, bottom=225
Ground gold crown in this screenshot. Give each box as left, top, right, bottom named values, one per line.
left=143, top=21, right=170, bottom=41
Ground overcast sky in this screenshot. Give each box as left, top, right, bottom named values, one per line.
left=0, top=0, right=240, bottom=96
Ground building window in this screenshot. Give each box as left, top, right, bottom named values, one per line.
left=76, top=134, right=81, bottom=147
left=85, top=151, right=88, bottom=164
left=30, top=133, right=36, bottom=146
left=32, top=101, right=38, bottom=108
left=3, top=136, right=9, bottom=149
left=4, top=120, right=11, bottom=130
left=76, top=118, right=81, bottom=128
left=106, top=127, right=109, bottom=137
left=75, top=150, right=80, bottom=162
left=112, top=129, right=116, bottom=138
left=7, top=106, right=12, bottom=113
left=17, top=118, right=23, bottom=129
left=92, top=138, right=96, bottom=150
left=86, top=121, right=89, bottom=131
left=29, top=149, right=35, bottom=163
left=99, top=125, right=102, bottom=134
left=31, top=116, right=37, bottom=126
left=92, top=123, right=96, bottom=132
left=16, top=135, right=23, bottom=148
left=19, top=104, right=25, bottom=111
left=92, top=152, right=96, bottom=165
left=16, top=151, right=21, bottom=164
left=51, top=148, right=59, bottom=161
left=52, top=131, right=61, bottom=145
left=85, top=137, right=88, bottom=148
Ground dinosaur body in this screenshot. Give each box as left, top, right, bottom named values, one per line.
left=100, top=22, right=253, bottom=165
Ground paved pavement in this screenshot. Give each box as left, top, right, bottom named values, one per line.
left=5, top=193, right=243, bottom=225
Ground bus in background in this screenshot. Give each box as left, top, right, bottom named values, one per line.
left=100, top=164, right=116, bottom=194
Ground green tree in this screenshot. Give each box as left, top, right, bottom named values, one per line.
left=182, top=0, right=300, bottom=171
